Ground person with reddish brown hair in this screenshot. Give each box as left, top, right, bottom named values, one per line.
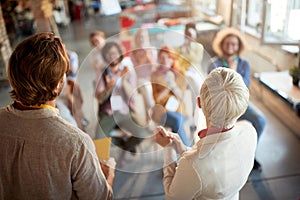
left=0, top=32, right=114, bottom=200
left=90, top=30, right=106, bottom=48
left=151, top=45, right=191, bottom=146
left=89, top=30, right=107, bottom=74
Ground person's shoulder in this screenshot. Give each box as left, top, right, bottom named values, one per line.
left=58, top=118, right=89, bottom=137
left=181, top=145, right=201, bottom=161
left=238, top=57, right=250, bottom=65
left=207, top=56, right=222, bottom=73
left=235, top=120, right=257, bottom=139
left=54, top=117, right=94, bottom=147
left=0, top=106, right=10, bottom=120
left=210, top=56, right=222, bottom=65
left=236, top=120, right=255, bottom=129
left=0, top=105, right=8, bottom=112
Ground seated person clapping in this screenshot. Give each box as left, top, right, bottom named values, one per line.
left=151, top=45, right=191, bottom=146
left=94, top=41, right=148, bottom=154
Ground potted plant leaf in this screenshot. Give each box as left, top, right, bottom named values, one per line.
left=289, top=65, right=300, bottom=86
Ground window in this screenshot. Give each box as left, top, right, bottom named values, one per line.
left=249, top=0, right=300, bottom=44
left=246, top=0, right=263, bottom=29
left=194, top=0, right=217, bottom=16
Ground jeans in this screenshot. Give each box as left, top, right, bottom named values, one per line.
left=239, top=102, right=266, bottom=140
left=162, top=111, right=191, bottom=146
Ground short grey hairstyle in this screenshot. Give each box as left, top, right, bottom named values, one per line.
left=200, top=67, right=249, bottom=128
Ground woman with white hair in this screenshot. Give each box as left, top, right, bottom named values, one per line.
left=210, top=27, right=266, bottom=171
left=154, top=68, right=257, bottom=200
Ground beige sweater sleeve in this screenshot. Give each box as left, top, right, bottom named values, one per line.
left=163, top=156, right=202, bottom=200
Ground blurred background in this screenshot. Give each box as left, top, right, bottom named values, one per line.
left=0, top=0, right=299, bottom=199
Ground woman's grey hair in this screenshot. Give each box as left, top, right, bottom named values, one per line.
left=200, top=67, right=249, bottom=128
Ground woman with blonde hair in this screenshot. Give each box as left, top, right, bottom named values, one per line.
left=154, top=68, right=257, bottom=199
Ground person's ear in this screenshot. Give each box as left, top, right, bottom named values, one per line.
left=197, top=96, right=201, bottom=109
left=55, top=74, right=66, bottom=93
left=58, top=76, right=65, bottom=88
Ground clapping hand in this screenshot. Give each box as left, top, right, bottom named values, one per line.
left=121, top=66, right=129, bottom=76
left=154, top=126, right=187, bottom=154
left=100, top=157, right=116, bottom=187
left=154, top=126, right=173, bottom=147
left=105, top=75, right=116, bottom=90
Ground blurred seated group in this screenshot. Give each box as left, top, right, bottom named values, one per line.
left=86, top=23, right=266, bottom=172
left=91, top=23, right=205, bottom=155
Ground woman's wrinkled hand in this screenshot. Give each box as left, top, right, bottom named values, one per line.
left=154, top=126, right=173, bottom=147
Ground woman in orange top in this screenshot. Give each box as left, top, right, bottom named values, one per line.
left=151, top=45, right=191, bottom=146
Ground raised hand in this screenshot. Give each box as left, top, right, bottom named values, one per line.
left=154, top=126, right=173, bottom=147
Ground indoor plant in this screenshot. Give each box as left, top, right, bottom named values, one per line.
left=289, top=65, right=300, bottom=86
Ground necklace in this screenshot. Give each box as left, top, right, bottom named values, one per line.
left=221, top=56, right=239, bottom=68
